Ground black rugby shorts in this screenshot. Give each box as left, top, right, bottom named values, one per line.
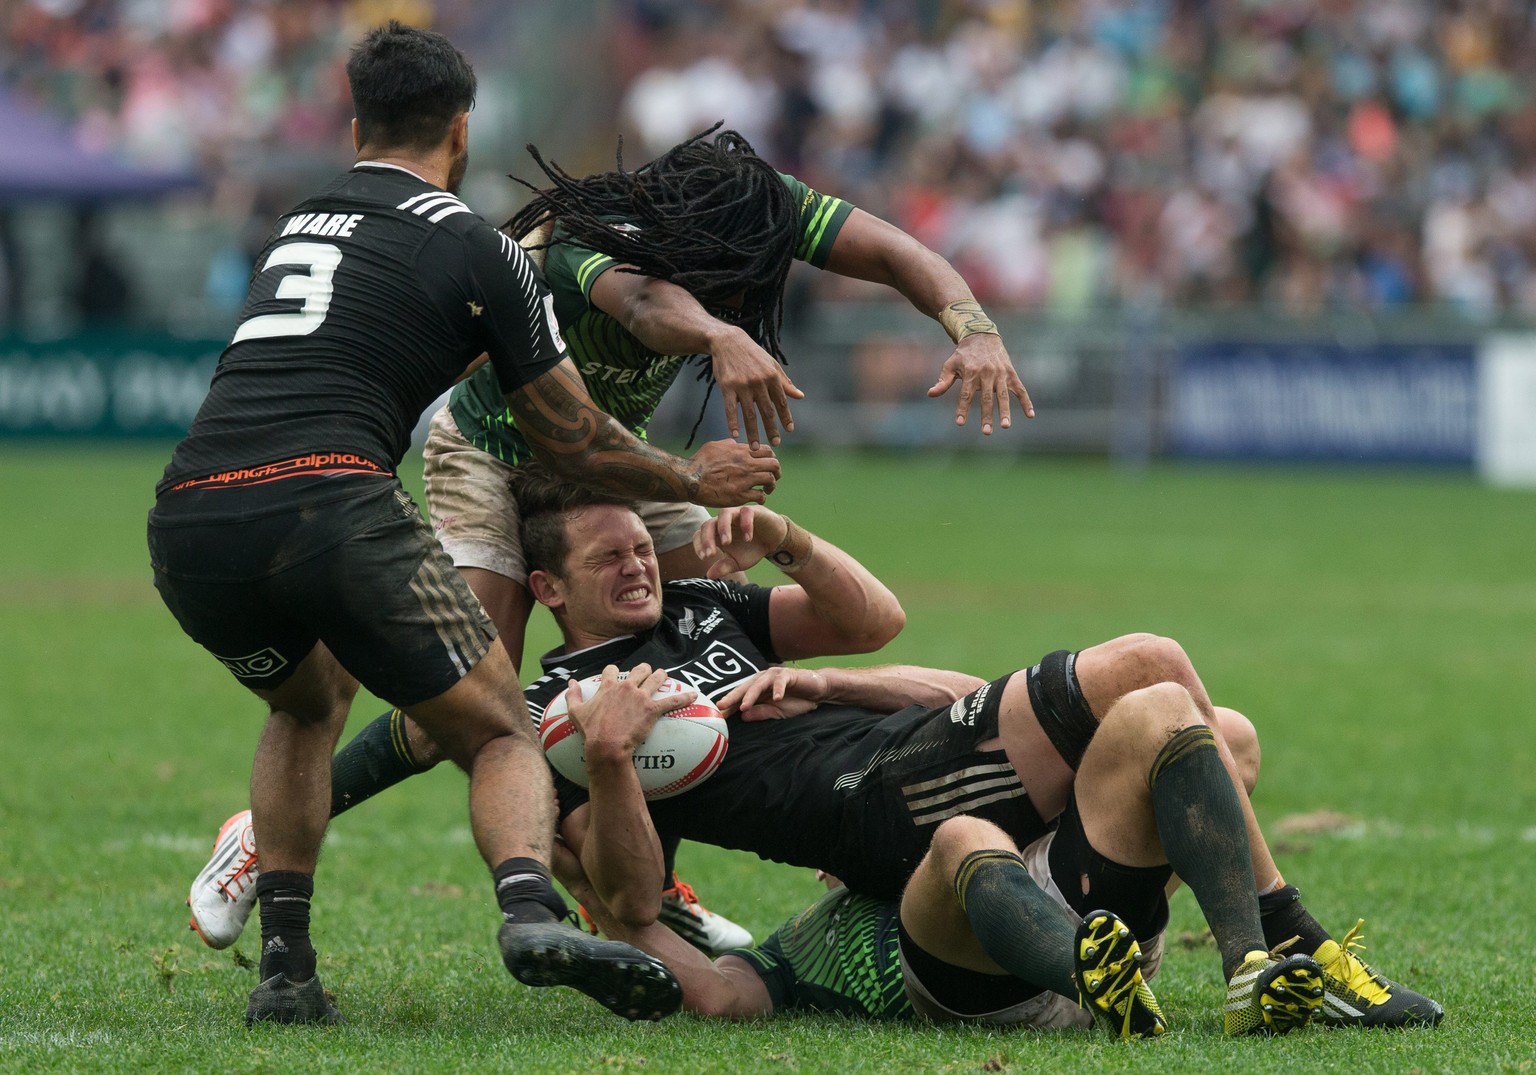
left=149, top=477, right=495, bottom=706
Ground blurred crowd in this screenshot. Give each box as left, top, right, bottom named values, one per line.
left=6, top=0, right=1536, bottom=320
left=615, top=0, right=1536, bottom=319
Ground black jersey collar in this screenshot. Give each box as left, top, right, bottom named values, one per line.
left=352, top=160, right=431, bottom=184
left=537, top=633, right=646, bottom=678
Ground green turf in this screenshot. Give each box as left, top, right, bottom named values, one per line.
left=1, top=443, right=1532, bottom=1073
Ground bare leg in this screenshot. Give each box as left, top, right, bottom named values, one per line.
left=396, top=567, right=534, bottom=768
left=246, top=641, right=357, bottom=1011
left=251, top=642, right=358, bottom=875
left=459, top=565, right=535, bottom=669
left=900, top=815, right=1021, bottom=976
left=1074, top=683, right=1267, bottom=974
left=900, top=815, right=1147, bottom=1033
left=404, top=641, right=554, bottom=868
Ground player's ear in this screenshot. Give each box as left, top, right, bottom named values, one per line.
left=450, top=110, right=469, bottom=154
left=351, top=117, right=361, bottom=153
left=528, top=569, right=563, bottom=610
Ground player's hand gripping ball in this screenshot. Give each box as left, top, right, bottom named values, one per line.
left=539, top=674, right=729, bottom=800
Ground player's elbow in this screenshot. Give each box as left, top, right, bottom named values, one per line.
left=848, top=593, right=905, bottom=654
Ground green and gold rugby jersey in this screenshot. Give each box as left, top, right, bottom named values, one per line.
left=447, top=173, right=854, bottom=464
left=730, top=886, right=915, bottom=1019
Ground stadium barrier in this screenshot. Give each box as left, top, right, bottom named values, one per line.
left=0, top=332, right=218, bottom=438
left=4, top=316, right=1535, bottom=484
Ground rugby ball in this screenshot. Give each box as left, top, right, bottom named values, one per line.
left=539, top=674, right=728, bottom=800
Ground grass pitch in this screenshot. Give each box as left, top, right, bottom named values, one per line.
left=1, top=444, right=1533, bottom=1073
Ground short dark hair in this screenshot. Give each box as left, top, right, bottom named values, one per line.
left=346, top=21, right=476, bottom=153
left=510, top=464, right=640, bottom=577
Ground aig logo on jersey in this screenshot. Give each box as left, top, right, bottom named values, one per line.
left=668, top=640, right=761, bottom=698
left=950, top=680, right=993, bottom=726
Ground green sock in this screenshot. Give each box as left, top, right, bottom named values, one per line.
left=330, top=709, right=433, bottom=817
left=954, top=849, right=1077, bottom=999
left=1148, top=725, right=1265, bottom=979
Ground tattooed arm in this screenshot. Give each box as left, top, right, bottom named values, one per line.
left=505, top=358, right=781, bottom=505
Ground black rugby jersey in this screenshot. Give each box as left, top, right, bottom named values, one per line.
left=527, top=579, right=1048, bottom=899
left=157, top=163, right=566, bottom=496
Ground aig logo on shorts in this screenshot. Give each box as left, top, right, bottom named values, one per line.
left=216, top=647, right=289, bottom=680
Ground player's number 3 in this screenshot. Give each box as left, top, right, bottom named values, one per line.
left=231, top=242, right=343, bottom=344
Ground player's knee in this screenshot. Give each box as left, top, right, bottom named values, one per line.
left=1213, top=706, right=1260, bottom=793
left=929, top=815, right=1014, bottom=866
left=1101, top=682, right=1205, bottom=747
left=1119, top=633, right=1197, bottom=691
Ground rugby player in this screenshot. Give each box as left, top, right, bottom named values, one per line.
left=429, top=122, right=1031, bottom=677
left=148, top=22, right=780, bottom=1026
left=555, top=662, right=1329, bottom=1036
left=188, top=123, right=1034, bottom=956
left=188, top=473, right=1443, bottom=1030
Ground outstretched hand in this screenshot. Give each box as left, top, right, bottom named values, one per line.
left=710, top=331, right=805, bottom=449
left=927, top=333, right=1033, bottom=435
left=718, top=666, right=830, bottom=721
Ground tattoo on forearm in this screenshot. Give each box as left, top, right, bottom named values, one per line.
left=509, top=365, right=697, bottom=500
left=938, top=300, right=1000, bottom=342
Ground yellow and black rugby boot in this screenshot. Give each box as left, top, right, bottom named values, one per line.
left=1314, top=921, right=1443, bottom=1028
left=1224, top=950, right=1325, bottom=1036
left=1074, top=910, right=1168, bottom=1039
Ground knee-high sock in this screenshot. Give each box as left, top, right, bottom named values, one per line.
left=330, top=709, right=433, bottom=817
left=1148, top=725, right=1265, bottom=979
left=954, top=849, right=1076, bottom=999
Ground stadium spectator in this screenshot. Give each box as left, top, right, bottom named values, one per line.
left=147, top=21, right=779, bottom=1027
left=14, top=1, right=1536, bottom=318
left=603, top=0, right=1536, bottom=317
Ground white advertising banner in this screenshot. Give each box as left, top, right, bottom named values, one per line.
left=1477, top=335, right=1536, bottom=487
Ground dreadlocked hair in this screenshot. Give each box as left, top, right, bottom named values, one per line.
left=504, top=123, right=800, bottom=368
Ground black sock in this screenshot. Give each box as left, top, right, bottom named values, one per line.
left=330, top=709, right=433, bottom=818
left=256, top=870, right=317, bottom=982
left=493, top=857, right=567, bottom=924
left=954, top=849, right=1076, bottom=999
left=1259, top=884, right=1332, bottom=953
left=1148, top=725, right=1265, bottom=979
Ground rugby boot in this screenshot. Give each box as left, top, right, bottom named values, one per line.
left=657, top=873, right=753, bottom=955
left=188, top=810, right=259, bottom=949
left=245, top=973, right=344, bottom=1026
left=1224, top=951, right=1325, bottom=1036
left=499, top=919, right=682, bottom=1021
left=1313, top=920, right=1444, bottom=1028
left=1073, top=910, right=1168, bottom=1040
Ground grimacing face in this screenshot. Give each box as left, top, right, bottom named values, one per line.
left=550, top=505, right=663, bottom=645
